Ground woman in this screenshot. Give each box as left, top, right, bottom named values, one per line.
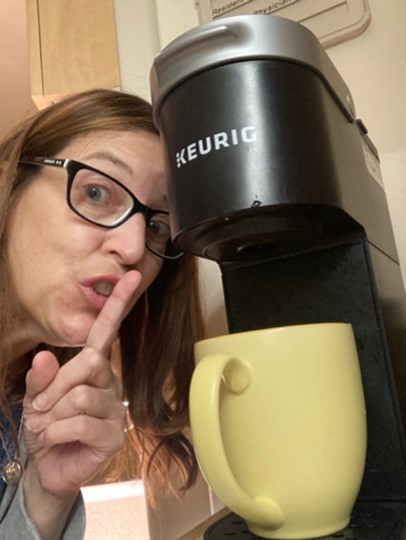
left=0, top=89, right=204, bottom=538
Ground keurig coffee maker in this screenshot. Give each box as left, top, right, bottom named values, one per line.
left=151, top=15, right=406, bottom=538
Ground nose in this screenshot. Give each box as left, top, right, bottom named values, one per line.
left=102, top=213, right=147, bottom=265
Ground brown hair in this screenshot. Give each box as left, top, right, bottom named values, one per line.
left=0, top=89, right=204, bottom=497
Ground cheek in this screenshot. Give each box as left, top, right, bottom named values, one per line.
left=7, top=186, right=67, bottom=264
left=7, top=213, right=47, bottom=284
left=7, top=204, right=95, bottom=299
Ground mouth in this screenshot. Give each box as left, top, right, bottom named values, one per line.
left=91, top=280, right=115, bottom=297
left=80, top=275, right=120, bottom=311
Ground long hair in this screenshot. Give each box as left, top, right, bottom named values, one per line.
left=0, top=89, right=204, bottom=497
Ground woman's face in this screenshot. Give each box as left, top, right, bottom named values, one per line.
left=6, top=130, right=166, bottom=353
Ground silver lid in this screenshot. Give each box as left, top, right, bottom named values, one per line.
left=150, top=14, right=356, bottom=125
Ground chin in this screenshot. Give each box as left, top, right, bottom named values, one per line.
left=56, top=316, right=96, bottom=348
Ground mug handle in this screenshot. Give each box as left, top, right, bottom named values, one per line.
left=189, top=353, right=284, bottom=529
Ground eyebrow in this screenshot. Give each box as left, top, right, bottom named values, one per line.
left=83, top=151, right=134, bottom=177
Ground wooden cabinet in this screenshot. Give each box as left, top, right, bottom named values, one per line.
left=26, top=0, right=120, bottom=108
left=0, top=0, right=37, bottom=137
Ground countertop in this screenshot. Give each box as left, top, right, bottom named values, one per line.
left=178, top=507, right=231, bottom=540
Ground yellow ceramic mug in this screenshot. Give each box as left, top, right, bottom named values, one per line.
left=190, top=323, right=367, bottom=539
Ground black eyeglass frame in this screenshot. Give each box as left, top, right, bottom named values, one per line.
left=19, top=156, right=184, bottom=260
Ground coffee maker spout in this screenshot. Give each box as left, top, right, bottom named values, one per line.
left=173, top=203, right=364, bottom=264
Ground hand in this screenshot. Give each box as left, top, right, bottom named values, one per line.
left=22, top=271, right=141, bottom=536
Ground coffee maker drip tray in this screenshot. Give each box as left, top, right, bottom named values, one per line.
left=204, top=502, right=406, bottom=539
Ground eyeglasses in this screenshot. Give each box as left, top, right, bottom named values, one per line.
left=19, top=157, right=183, bottom=260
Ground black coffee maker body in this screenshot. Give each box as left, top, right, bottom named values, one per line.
left=151, top=15, right=406, bottom=538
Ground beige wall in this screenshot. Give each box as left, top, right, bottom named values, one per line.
left=114, top=0, right=161, bottom=99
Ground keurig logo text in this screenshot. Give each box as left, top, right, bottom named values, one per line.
left=175, top=126, right=256, bottom=168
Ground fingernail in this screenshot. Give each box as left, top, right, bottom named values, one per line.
left=33, top=393, right=48, bottom=411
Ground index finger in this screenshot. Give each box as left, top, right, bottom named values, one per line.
left=86, top=270, right=142, bottom=354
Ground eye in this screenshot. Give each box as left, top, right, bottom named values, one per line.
left=147, top=214, right=171, bottom=239
left=73, top=171, right=129, bottom=208
left=70, top=169, right=133, bottom=225
left=84, top=184, right=109, bottom=203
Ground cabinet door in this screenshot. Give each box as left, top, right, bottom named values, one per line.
left=26, top=0, right=120, bottom=108
left=0, top=0, right=37, bottom=137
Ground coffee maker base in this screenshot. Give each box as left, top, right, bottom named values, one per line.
left=203, top=501, right=406, bottom=539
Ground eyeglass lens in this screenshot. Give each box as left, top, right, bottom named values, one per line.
left=69, top=168, right=176, bottom=259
